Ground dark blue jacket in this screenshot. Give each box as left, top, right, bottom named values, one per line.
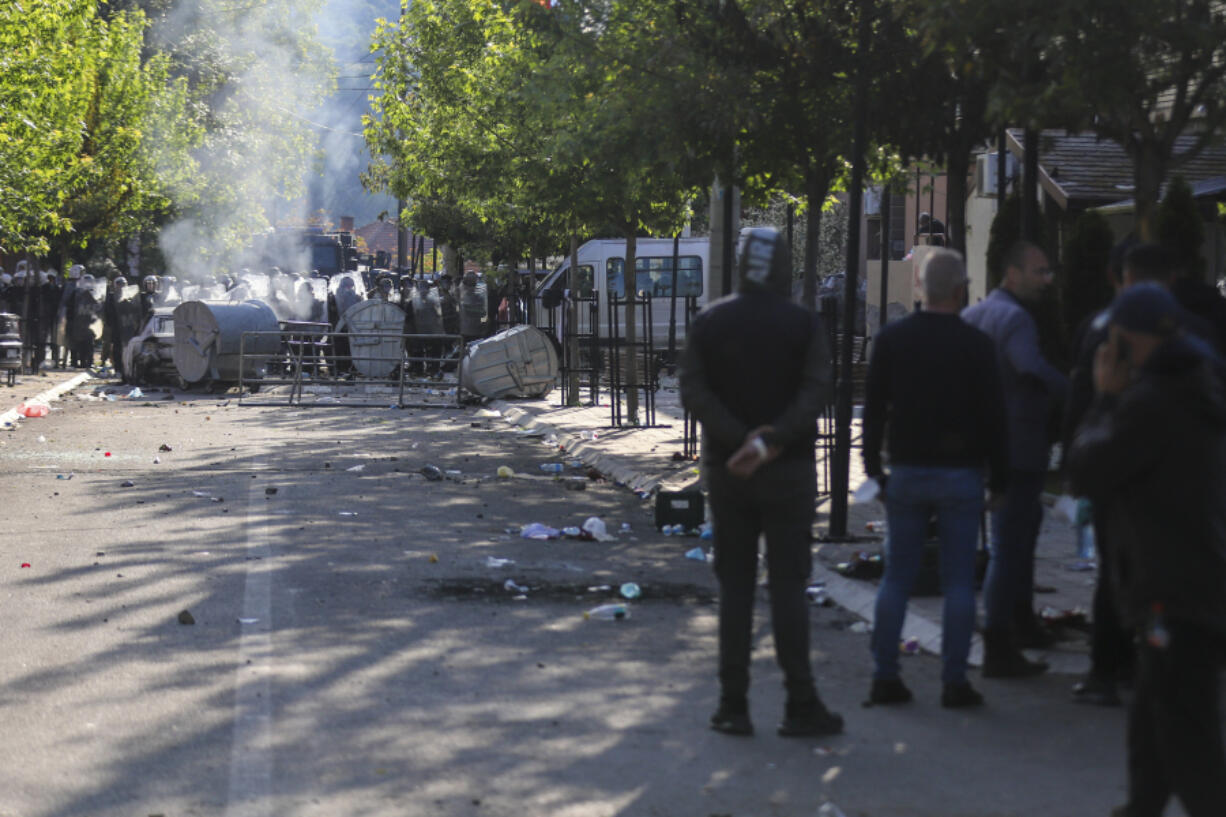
left=962, top=288, right=1068, bottom=472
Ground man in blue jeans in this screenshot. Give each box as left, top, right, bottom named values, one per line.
left=862, top=249, right=1009, bottom=706
left=962, top=240, right=1068, bottom=676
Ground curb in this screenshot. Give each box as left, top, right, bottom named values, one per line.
left=0, top=371, right=94, bottom=429
left=487, top=397, right=1088, bottom=676
left=489, top=399, right=690, bottom=495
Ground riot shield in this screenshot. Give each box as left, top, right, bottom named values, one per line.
left=459, top=280, right=489, bottom=339
left=410, top=283, right=443, bottom=336
left=71, top=282, right=105, bottom=343
left=114, top=285, right=143, bottom=351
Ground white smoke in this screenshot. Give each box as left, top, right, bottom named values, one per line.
left=154, top=0, right=338, bottom=280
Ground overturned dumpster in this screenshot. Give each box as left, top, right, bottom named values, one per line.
left=172, top=300, right=280, bottom=384
left=459, top=324, right=557, bottom=399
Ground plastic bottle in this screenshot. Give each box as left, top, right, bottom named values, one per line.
left=539, top=463, right=564, bottom=474
left=584, top=603, right=628, bottom=621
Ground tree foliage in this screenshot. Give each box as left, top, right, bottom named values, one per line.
left=0, top=0, right=335, bottom=270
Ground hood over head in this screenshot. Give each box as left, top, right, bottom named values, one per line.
left=736, top=227, right=792, bottom=297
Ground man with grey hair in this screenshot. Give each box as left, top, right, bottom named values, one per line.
left=862, top=248, right=1008, bottom=707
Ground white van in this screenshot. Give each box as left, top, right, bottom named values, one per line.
left=534, top=237, right=711, bottom=350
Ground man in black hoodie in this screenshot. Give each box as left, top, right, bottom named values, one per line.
left=1068, top=283, right=1226, bottom=817
left=680, top=227, right=842, bottom=738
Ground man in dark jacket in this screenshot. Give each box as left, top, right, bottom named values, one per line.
left=1068, top=283, right=1226, bottom=817
left=862, top=249, right=1008, bottom=708
left=962, top=240, right=1067, bottom=676
left=680, top=227, right=842, bottom=738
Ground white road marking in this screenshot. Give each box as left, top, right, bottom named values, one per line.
left=226, top=472, right=274, bottom=817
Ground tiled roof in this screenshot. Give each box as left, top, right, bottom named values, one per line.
left=354, top=219, right=401, bottom=254
left=1007, top=129, right=1226, bottom=208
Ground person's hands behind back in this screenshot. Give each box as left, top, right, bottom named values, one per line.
left=726, top=426, right=781, bottom=478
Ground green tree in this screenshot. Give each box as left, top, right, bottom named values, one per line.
left=54, top=10, right=198, bottom=258
left=1047, top=0, right=1226, bottom=240
left=0, top=0, right=95, bottom=253
left=368, top=0, right=700, bottom=422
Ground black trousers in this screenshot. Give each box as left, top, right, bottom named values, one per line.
left=71, top=339, right=92, bottom=368
left=707, top=457, right=817, bottom=704
left=1126, top=621, right=1226, bottom=817
left=1090, top=510, right=1133, bottom=680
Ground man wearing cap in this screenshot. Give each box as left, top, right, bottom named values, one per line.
left=862, top=249, right=1008, bottom=709
left=962, top=240, right=1068, bottom=677
left=680, top=226, right=843, bottom=738
left=1068, top=283, right=1226, bottom=817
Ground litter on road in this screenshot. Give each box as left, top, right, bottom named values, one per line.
left=581, top=516, right=614, bottom=541
left=17, top=401, right=50, bottom=417
left=619, top=582, right=641, bottom=599
left=584, top=603, right=628, bottom=621
left=684, top=546, right=712, bottom=562
left=484, top=557, right=515, bottom=568
left=520, top=523, right=560, bottom=540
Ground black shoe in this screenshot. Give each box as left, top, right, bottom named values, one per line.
left=868, top=678, right=913, bottom=705
left=1014, top=623, right=1059, bottom=649
left=982, top=630, right=1049, bottom=678
left=777, top=701, right=844, bottom=737
left=1071, top=675, right=1121, bottom=707
left=941, top=681, right=985, bottom=708
left=709, top=698, right=753, bottom=736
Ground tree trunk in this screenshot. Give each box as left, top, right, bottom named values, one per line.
left=802, top=168, right=828, bottom=311
left=946, top=141, right=970, bottom=255
left=1133, top=144, right=1166, bottom=242
left=1021, top=128, right=1040, bottom=242
left=623, top=232, right=639, bottom=424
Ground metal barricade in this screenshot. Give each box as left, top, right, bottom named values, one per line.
left=606, top=294, right=659, bottom=428
left=237, top=328, right=466, bottom=408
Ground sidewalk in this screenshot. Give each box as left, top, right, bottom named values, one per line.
left=0, top=367, right=97, bottom=429
left=490, top=380, right=1093, bottom=676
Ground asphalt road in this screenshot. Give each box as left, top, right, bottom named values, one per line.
left=0, top=383, right=1160, bottom=817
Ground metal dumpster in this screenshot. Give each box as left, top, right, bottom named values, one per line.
left=459, top=324, right=557, bottom=399
left=336, top=299, right=406, bottom=378
left=172, top=300, right=280, bottom=384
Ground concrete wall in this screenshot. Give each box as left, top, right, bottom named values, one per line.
left=964, top=192, right=998, bottom=304
left=865, top=258, right=916, bottom=337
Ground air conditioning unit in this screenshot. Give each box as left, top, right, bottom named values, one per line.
left=976, top=153, right=1018, bottom=197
